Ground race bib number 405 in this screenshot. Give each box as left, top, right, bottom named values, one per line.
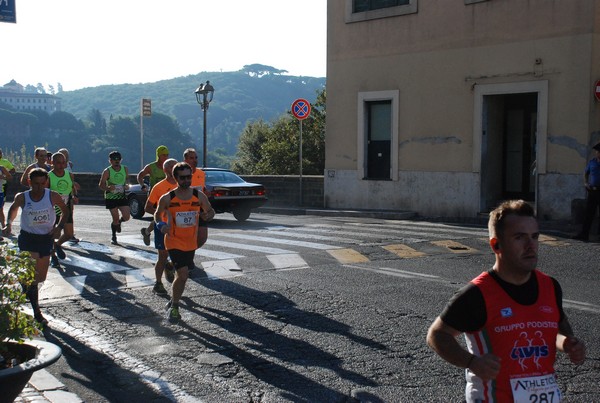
left=510, top=374, right=561, bottom=403
left=175, top=211, right=197, bottom=228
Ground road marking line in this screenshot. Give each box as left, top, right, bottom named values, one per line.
left=263, top=228, right=355, bottom=243
left=126, top=267, right=156, bottom=288
left=345, top=265, right=441, bottom=280
left=94, top=235, right=245, bottom=260
left=267, top=253, right=309, bottom=269
left=213, top=233, right=341, bottom=250
left=301, top=224, right=475, bottom=241
left=41, top=272, right=86, bottom=300
left=201, top=259, right=245, bottom=279
left=207, top=239, right=294, bottom=254
left=431, top=240, right=478, bottom=254
left=383, top=244, right=426, bottom=258
left=64, top=254, right=132, bottom=273
left=563, top=299, right=600, bottom=314
left=309, top=222, right=489, bottom=237
left=66, top=240, right=113, bottom=253
left=537, top=235, right=570, bottom=247
left=194, top=248, right=245, bottom=260
left=328, top=248, right=369, bottom=264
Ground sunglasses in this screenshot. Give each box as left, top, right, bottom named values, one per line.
left=110, top=158, right=121, bottom=161
left=177, top=175, right=192, bottom=180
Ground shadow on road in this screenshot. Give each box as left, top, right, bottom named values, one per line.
left=44, top=324, right=167, bottom=402
left=178, top=275, right=387, bottom=400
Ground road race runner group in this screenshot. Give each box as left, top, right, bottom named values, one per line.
left=2, top=145, right=214, bottom=325
left=0, top=145, right=589, bottom=401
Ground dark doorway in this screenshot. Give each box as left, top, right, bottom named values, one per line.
left=480, top=92, right=538, bottom=210
left=502, top=93, right=537, bottom=200
left=366, top=100, right=391, bottom=179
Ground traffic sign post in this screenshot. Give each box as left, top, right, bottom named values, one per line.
left=0, top=0, right=16, bottom=23
left=291, top=98, right=311, bottom=121
left=142, top=98, right=152, bottom=117
left=140, top=98, right=152, bottom=169
left=291, top=99, right=312, bottom=206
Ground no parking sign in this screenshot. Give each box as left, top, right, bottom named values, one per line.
left=291, top=98, right=311, bottom=120
left=291, top=98, right=311, bottom=204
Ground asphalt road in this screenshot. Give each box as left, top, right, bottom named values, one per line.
left=7, top=205, right=599, bottom=402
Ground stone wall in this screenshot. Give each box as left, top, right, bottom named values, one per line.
left=6, top=172, right=324, bottom=208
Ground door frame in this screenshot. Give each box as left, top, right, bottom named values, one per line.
left=472, top=80, right=548, bottom=213
left=357, top=90, right=400, bottom=181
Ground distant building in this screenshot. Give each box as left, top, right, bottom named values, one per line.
left=0, top=79, right=61, bottom=113
left=325, top=1, right=600, bottom=220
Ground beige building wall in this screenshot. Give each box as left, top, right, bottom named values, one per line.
left=325, top=0, right=600, bottom=219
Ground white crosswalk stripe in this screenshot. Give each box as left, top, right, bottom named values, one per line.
left=306, top=222, right=488, bottom=238
left=213, top=233, right=342, bottom=250
left=287, top=225, right=442, bottom=243
left=206, top=239, right=294, bottom=255
left=261, top=227, right=356, bottom=243
left=36, top=220, right=495, bottom=301
left=64, top=253, right=135, bottom=274
left=267, top=253, right=309, bottom=270
left=125, top=267, right=156, bottom=288
left=116, top=234, right=245, bottom=260
left=201, top=259, right=245, bottom=279
left=41, top=272, right=86, bottom=300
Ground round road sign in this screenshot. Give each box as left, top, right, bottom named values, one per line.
left=291, top=98, right=311, bottom=120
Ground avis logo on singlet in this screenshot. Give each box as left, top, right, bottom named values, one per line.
left=510, top=331, right=549, bottom=371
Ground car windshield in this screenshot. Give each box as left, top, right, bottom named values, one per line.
left=205, top=171, right=244, bottom=184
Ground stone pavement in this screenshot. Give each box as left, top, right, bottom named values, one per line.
left=15, top=367, right=82, bottom=403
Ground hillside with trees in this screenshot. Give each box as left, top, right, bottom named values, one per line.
left=0, top=65, right=325, bottom=173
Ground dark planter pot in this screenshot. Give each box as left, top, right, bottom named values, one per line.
left=0, top=339, right=62, bottom=403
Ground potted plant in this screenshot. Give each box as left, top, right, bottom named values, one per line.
left=0, top=242, right=62, bottom=403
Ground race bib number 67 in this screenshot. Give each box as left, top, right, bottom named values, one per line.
left=510, top=374, right=561, bottom=403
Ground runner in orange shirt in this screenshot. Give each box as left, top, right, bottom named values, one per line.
left=155, top=162, right=214, bottom=323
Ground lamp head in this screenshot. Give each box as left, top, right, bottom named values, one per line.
left=195, top=80, right=215, bottom=105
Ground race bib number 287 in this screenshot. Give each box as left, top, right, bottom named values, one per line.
left=510, top=374, right=561, bottom=403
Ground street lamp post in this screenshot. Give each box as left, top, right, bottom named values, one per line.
left=194, top=81, right=214, bottom=168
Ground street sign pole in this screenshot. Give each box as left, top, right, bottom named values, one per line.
left=140, top=99, right=152, bottom=169
left=0, top=0, right=17, bottom=23
left=140, top=103, right=144, bottom=170
left=291, top=98, right=311, bottom=206
left=299, top=119, right=303, bottom=205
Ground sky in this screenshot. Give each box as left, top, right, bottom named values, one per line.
left=1, top=0, right=327, bottom=91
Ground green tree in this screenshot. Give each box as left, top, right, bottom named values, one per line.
left=232, top=88, right=325, bottom=175
left=231, top=119, right=271, bottom=174
left=241, top=64, right=288, bottom=76
left=88, top=108, right=107, bottom=136
left=0, top=109, right=38, bottom=151
left=106, top=116, right=139, bottom=149
left=255, top=116, right=299, bottom=174
left=48, top=111, right=85, bottom=132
